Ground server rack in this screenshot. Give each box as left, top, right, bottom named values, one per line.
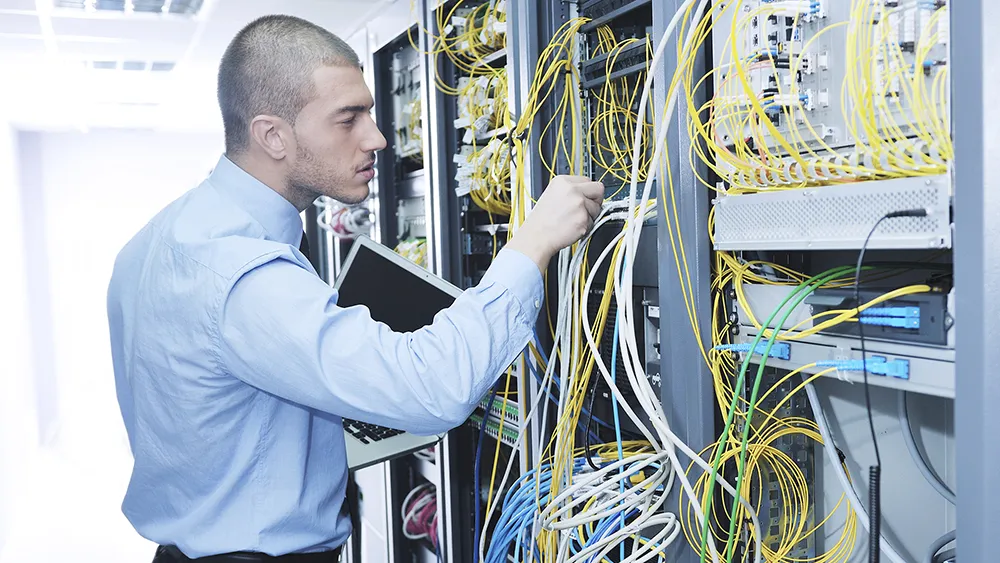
left=373, top=29, right=430, bottom=264
left=488, top=2, right=968, bottom=563
left=330, top=1, right=997, bottom=561
left=369, top=25, right=449, bottom=563
left=418, top=2, right=515, bottom=561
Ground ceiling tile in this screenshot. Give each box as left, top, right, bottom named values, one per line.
left=0, top=35, right=45, bottom=55
left=0, top=12, right=42, bottom=35
left=0, top=0, right=39, bottom=11
left=50, top=14, right=197, bottom=41
left=56, top=37, right=184, bottom=60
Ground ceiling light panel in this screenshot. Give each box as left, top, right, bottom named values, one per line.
left=87, top=59, right=175, bottom=71
left=53, top=0, right=205, bottom=15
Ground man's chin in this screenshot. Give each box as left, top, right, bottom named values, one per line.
left=331, top=184, right=371, bottom=205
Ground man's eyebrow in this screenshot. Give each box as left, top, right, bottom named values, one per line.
left=333, top=104, right=372, bottom=116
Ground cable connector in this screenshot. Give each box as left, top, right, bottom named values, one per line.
left=858, top=316, right=919, bottom=329
left=817, top=356, right=910, bottom=379
left=715, top=341, right=791, bottom=361
left=858, top=306, right=920, bottom=329
left=884, top=208, right=929, bottom=218
left=862, top=306, right=920, bottom=318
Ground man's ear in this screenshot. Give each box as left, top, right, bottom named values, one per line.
left=249, top=115, right=294, bottom=160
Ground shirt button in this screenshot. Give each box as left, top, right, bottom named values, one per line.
left=534, top=299, right=540, bottom=309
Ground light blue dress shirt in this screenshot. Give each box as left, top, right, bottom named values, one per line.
left=106, top=155, right=543, bottom=557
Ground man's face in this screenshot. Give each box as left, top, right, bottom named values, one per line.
left=288, top=65, right=386, bottom=204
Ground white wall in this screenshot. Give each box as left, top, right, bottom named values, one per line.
left=19, top=129, right=223, bottom=459
left=0, top=111, right=37, bottom=557
left=0, top=129, right=221, bottom=563
left=346, top=0, right=416, bottom=58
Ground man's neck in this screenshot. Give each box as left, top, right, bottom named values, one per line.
left=227, top=153, right=312, bottom=212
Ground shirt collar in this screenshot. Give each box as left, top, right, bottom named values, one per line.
left=208, top=155, right=304, bottom=247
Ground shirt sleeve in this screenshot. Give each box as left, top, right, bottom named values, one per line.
left=215, top=247, right=543, bottom=435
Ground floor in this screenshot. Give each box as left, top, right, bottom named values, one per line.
left=0, top=441, right=155, bottom=563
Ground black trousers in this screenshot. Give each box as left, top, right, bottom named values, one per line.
left=152, top=545, right=341, bottom=563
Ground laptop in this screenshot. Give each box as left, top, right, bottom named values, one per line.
left=333, top=235, right=463, bottom=471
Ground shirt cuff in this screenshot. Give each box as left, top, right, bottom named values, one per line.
left=480, top=248, right=545, bottom=320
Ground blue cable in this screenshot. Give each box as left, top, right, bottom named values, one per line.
left=610, top=290, right=625, bottom=561
left=485, top=461, right=573, bottom=563
left=473, top=386, right=499, bottom=553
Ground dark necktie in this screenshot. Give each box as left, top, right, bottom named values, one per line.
left=299, top=231, right=311, bottom=261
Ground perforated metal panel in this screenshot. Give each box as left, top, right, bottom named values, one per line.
left=712, top=175, right=952, bottom=250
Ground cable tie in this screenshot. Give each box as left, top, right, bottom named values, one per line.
left=835, top=367, right=852, bottom=382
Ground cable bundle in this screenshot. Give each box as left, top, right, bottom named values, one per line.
left=400, top=97, right=423, bottom=163
left=394, top=238, right=428, bottom=268
left=413, top=446, right=436, bottom=463
left=587, top=27, right=654, bottom=190
left=696, top=246, right=943, bottom=563
left=316, top=201, right=372, bottom=239
left=417, top=1, right=950, bottom=562
left=458, top=70, right=508, bottom=140
left=686, top=0, right=951, bottom=192
left=402, top=483, right=440, bottom=551
left=475, top=3, right=769, bottom=563
left=408, top=0, right=507, bottom=96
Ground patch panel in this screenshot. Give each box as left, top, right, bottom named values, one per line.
left=477, top=396, right=518, bottom=426
left=461, top=232, right=502, bottom=256
left=432, top=0, right=511, bottom=292
left=731, top=283, right=955, bottom=397
left=715, top=340, right=792, bottom=361
left=816, top=356, right=912, bottom=379
left=806, top=288, right=949, bottom=345
left=468, top=413, right=519, bottom=447
left=581, top=39, right=649, bottom=91
left=579, top=0, right=651, bottom=31
left=709, top=0, right=950, bottom=191
left=374, top=28, right=429, bottom=262
left=390, top=46, right=425, bottom=171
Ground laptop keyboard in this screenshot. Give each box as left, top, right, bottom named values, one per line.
left=343, top=419, right=405, bottom=444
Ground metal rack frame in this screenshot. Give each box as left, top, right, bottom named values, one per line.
left=952, top=0, right=1000, bottom=560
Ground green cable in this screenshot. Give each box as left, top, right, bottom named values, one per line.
left=722, top=265, right=858, bottom=563
left=696, top=265, right=857, bottom=563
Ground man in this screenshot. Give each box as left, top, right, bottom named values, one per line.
left=107, top=14, right=603, bottom=563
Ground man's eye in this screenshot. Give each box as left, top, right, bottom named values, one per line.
left=342, top=117, right=357, bottom=126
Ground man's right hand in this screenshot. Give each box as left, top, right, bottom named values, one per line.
left=505, top=175, right=605, bottom=272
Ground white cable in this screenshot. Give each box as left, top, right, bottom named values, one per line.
left=480, top=4, right=767, bottom=562
left=476, top=205, right=658, bottom=562
left=805, top=382, right=912, bottom=563
left=401, top=484, right=436, bottom=541
left=574, top=203, right=758, bottom=563
left=541, top=452, right=666, bottom=527
left=898, top=391, right=956, bottom=504
left=607, top=1, right=766, bottom=560
left=316, top=204, right=373, bottom=239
